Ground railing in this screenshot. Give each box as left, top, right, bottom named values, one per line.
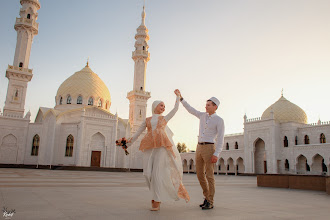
left=308, top=121, right=330, bottom=126
left=246, top=117, right=262, bottom=122
left=7, top=65, right=33, bottom=73
left=84, top=113, right=116, bottom=120
left=132, top=50, right=150, bottom=57
left=127, top=90, right=151, bottom=97
left=15, top=17, right=39, bottom=30
left=0, top=112, right=23, bottom=119
left=225, top=132, right=244, bottom=137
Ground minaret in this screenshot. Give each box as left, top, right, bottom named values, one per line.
left=127, top=6, right=151, bottom=132
left=3, top=0, right=40, bottom=117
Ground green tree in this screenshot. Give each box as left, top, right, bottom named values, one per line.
left=177, top=142, right=187, bottom=153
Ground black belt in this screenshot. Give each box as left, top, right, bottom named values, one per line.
left=198, top=142, right=214, bottom=145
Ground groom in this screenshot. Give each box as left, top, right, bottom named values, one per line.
left=175, top=89, right=225, bottom=210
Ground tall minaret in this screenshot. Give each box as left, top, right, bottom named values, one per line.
left=127, top=6, right=151, bottom=132
left=3, top=0, right=40, bottom=117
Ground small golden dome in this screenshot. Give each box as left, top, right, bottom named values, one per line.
left=261, top=95, right=307, bottom=124
left=56, top=65, right=111, bottom=110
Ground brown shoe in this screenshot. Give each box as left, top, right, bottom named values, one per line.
left=150, top=201, right=160, bottom=211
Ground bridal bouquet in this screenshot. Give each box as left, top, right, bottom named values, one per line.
left=115, top=137, right=129, bottom=155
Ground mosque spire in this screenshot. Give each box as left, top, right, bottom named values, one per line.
left=141, top=3, right=146, bottom=26
left=281, top=88, right=284, bottom=97
left=86, top=57, right=89, bottom=67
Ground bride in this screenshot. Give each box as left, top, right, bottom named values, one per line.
left=127, top=90, right=190, bottom=211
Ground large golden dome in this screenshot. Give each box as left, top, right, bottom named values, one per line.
left=56, top=64, right=111, bottom=110
left=261, top=95, right=307, bottom=124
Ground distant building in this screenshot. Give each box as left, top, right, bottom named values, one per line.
left=181, top=94, right=330, bottom=175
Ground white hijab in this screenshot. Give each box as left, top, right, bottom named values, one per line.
left=152, top=100, right=163, bottom=115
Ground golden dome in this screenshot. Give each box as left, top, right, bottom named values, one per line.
left=261, top=95, right=307, bottom=124
left=56, top=64, right=111, bottom=110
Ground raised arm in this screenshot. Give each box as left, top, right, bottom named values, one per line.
left=129, top=120, right=146, bottom=145
left=181, top=99, right=202, bottom=119
left=164, top=95, right=180, bottom=122
left=175, top=89, right=202, bottom=118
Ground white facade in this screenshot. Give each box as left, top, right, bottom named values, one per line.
left=0, top=1, right=146, bottom=169
left=181, top=96, right=330, bottom=176
left=1, top=2, right=329, bottom=175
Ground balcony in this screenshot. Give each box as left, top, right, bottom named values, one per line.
left=7, top=65, right=32, bottom=73
left=132, top=50, right=150, bottom=58
left=15, top=17, right=39, bottom=32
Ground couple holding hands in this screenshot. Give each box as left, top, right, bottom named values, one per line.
left=121, top=89, right=225, bottom=211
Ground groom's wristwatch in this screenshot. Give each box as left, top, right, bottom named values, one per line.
left=180, top=97, right=184, bottom=102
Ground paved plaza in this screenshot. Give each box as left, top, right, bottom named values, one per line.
left=0, top=168, right=329, bottom=220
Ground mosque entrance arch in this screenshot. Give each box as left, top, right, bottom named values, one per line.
left=254, top=138, right=267, bottom=174
left=90, top=132, right=105, bottom=167
left=0, top=134, right=18, bottom=164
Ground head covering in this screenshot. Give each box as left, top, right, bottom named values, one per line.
left=152, top=100, right=163, bottom=115
left=208, top=97, right=220, bottom=107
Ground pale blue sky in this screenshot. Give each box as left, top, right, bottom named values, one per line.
left=1, top=0, right=330, bottom=150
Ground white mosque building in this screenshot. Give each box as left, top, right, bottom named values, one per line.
left=1, top=0, right=329, bottom=176
left=181, top=94, right=330, bottom=176
left=0, top=0, right=149, bottom=170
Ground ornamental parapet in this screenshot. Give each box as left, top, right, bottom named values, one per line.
left=127, top=90, right=151, bottom=97
left=246, top=117, right=262, bottom=123
left=132, top=50, right=150, bottom=59
left=225, top=132, right=244, bottom=137
left=7, top=65, right=32, bottom=73
left=0, top=112, right=23, bottom=119
left=6, top=65, right=33, bottom=81
left=308, top=121, right=330, bottom=126
left=15, top=17, right=39, bottom=32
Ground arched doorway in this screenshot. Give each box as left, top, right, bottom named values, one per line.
left=296, top=155, right=309, bottom=174
left=90, top=132, right=105, bottom=167
left=227, top=158, right=234, bottom=175
left=236, top=157, right=245, bottom=174
left=311, top=154, right=324, bottom=175
left=254, top=138, right=267, bottom=174
left=0, top=134, right=18, bottom=164
left=189, top=159, right=195, bottom=173
left=219, top=158, right=225, bottom=174
left=182, top=159, right=188, bottom=173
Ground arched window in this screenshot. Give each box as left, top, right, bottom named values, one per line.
left=27, top=14, right=31, bottom=19
left=67, top=95, right=71, bottom=104
left=226, top=143, right=229, bottom=150
left=304, top=135, right=309, bottom=144
left=31, top=134, right=40, bottom=156
left=19, top=62, right=23, bottom=67
left=88, top=97, right=93, bottom=105
left=227, top=164, right=229, bottom=171
left=283, top=136, right=288, bottom=147
left=140, top=87, right=143, bottom=91
left=143, top=46, right=145, bottom=50
left=320, top=133, right=326, bottom=143
left=65, top=135, right=74, bottom=157
left=235, top=142, right=238, bottom=149
left=59, top=96, right=63, bottom=105
left=77, top=96, right=83, bottom=104
left=285, top=159, right=289, bottom=171
left=295, top=136, right=298, bottom=145
left=98, top=99, right=102, bottom=107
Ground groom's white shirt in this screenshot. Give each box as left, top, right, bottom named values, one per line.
left=181, top=99, right=225, bottom=157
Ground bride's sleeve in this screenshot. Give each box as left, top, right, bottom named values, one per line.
left=164, top=95, right=180, bottom=122
left=129, top=120, right=146, bottom=145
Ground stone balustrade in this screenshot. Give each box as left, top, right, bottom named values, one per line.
left=7, top=65, right=33, bottom=73
left=15, top=17, right=39, bottom=29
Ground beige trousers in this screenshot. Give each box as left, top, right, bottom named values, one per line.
left=195, top=143, right=215, bottom=205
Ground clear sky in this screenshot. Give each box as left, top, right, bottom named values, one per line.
left=1, top=0, right=330, bottom=151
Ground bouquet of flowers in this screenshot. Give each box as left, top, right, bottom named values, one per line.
left=115, top=137, right=129, bottom=155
